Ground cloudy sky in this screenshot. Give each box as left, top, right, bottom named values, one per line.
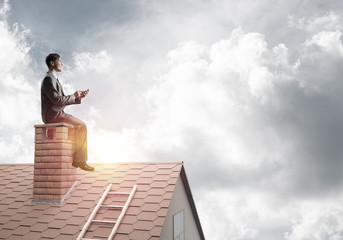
left=2, top=0, right=343, bottom=239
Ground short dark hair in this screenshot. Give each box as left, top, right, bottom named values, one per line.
left=45, top=53, right=60, bottom=68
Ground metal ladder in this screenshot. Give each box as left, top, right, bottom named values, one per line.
left=77, top=184, right=137, bottom=240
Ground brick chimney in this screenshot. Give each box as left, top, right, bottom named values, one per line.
left=33, top=123, right=77, bottom=204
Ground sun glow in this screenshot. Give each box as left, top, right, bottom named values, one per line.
left=88, top=128, right=144, bottom=163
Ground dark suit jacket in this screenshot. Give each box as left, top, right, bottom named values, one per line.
left=41, top=71, right=81, bottom=123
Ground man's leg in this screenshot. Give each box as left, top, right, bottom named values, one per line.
left=54, top=113, right=93, bottom=171
left=61, top=114, right=87, bottom=163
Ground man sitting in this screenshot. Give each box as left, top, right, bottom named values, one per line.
left=41, top=53, right=94, bottom=171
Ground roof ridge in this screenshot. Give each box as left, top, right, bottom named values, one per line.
left=0, top=163, right=33, bottom=166
left=89, top=161, right=183, bottom=164
left=0, top=161, right=183, bottom=166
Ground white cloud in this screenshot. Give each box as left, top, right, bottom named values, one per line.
left=142, top=28, right=297, bottom=167
left=0, top=0, right=9, bottom=18
left=0, top=1, right=40, bottom=163
left=73, top=50, right=113, bottom=72
left=305, top=30, right=343, bottom=56
left=284, top=199, right=343, bottom=240
left=289, top=12, right=341, bottom=33
left=138, top=29, right=297, bottom=240
left=198, top=190, right=259, bottom=240
left=139, top=15, right=343, bottom=238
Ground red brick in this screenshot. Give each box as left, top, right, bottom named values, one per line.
left=35, top=134, right=43, bottom=141
left=35, top=150, right=48, bottom=156
left=35, top=143, right=50, bottom=150
left=33, top=188, right=47, bottom=194
left=46, top=188, right=69, bottom=195
left=34, top=175, right=72, bottom=182
left=34, top=163, right=44, bottom=169
left=32, top=194, right=54, bottom=201
left=34, top=156, right=49, bottom=163
left=55, top=127, right=69, bottom=133
left=35, top=142, right=74, bottom=151
left=33, top=194, right=64, bottom=201
left=42, top=162, right=73, bottom=169
left=36, top=169, right=76, bottom=175
left=35, top=128, right=43, bottom=134
left=55, top=132, right=68, bottom=140
left=66, top=175, right=77, bottom=181
left=35, top=144, right=42, bottom=150
left=35, top=149, right=74, bottom=157
left=52, top=181, right=74, bottom=188
left=53, top=194, right=66, bottom=200
left=33, top=175, right=45, bottom=182
left=47, top=175, right=68, bottom=182
left=54, top=156, right=74, bottom=163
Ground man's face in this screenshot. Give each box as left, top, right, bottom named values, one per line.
left=51, top=58, right=63, bottom=72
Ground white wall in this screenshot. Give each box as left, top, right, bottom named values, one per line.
left=160, top=176, right=202, bottom=240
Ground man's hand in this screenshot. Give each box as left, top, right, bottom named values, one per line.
left=80, top=89, right=89, bottom=98
left=74, top=89, right=89, bottom=99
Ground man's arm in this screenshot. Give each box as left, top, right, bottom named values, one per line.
left=42, top=76, right=80, bottom=107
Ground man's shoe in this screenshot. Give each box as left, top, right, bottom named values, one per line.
left=72, top=162, right=95, bottom=172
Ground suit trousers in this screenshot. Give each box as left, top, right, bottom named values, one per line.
left=49, top=112, right=88, bottom=163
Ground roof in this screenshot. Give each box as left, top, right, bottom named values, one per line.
left=0, top=162, right=204, bottom=240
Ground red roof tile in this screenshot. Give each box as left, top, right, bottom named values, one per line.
left=133, top=220, right=155, bottom=231
left=53, top=234, right=74, bottom=240
left=150, top=226, right=163, bottom=236
left=93, top=226, right=113, bottom=238
left=20, top=217, right=37, bottom=227
left=14, top=225, right=31, bottom=236
left=21, top=231, right=42, bottom=240
left=31, top=222, right=48, bottom=232
left=48, top=219, right=67, bottom=229
left=2, top=220, right=20, bottom=230
left=41, top=228, right=60, bottom=238
left=60, top=225, right=80, bottom=235
left=129, top=229, right=151, bottom=240
left=140, top=203, right=160, bottom=212
left=54, top=211, right=73, bottom=220
left=10, top=213, right=27, bottom=221
left=0, top=162, right=205, bottom=240
left=0, top=229, right=12, bottom=239
left=137, top=211, right=158, bottom=221
left=65, top=216, right=86, bottom=226
left=117, top=223, right=134, bottom=234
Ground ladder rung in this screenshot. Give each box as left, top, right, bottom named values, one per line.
left=101, top=205, right=123, bottom=208
left=92, top=219, right=117, bottom=224
left=108, top=191, right=130, bottom=195
left=77, top=184, right=137, bottom=240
